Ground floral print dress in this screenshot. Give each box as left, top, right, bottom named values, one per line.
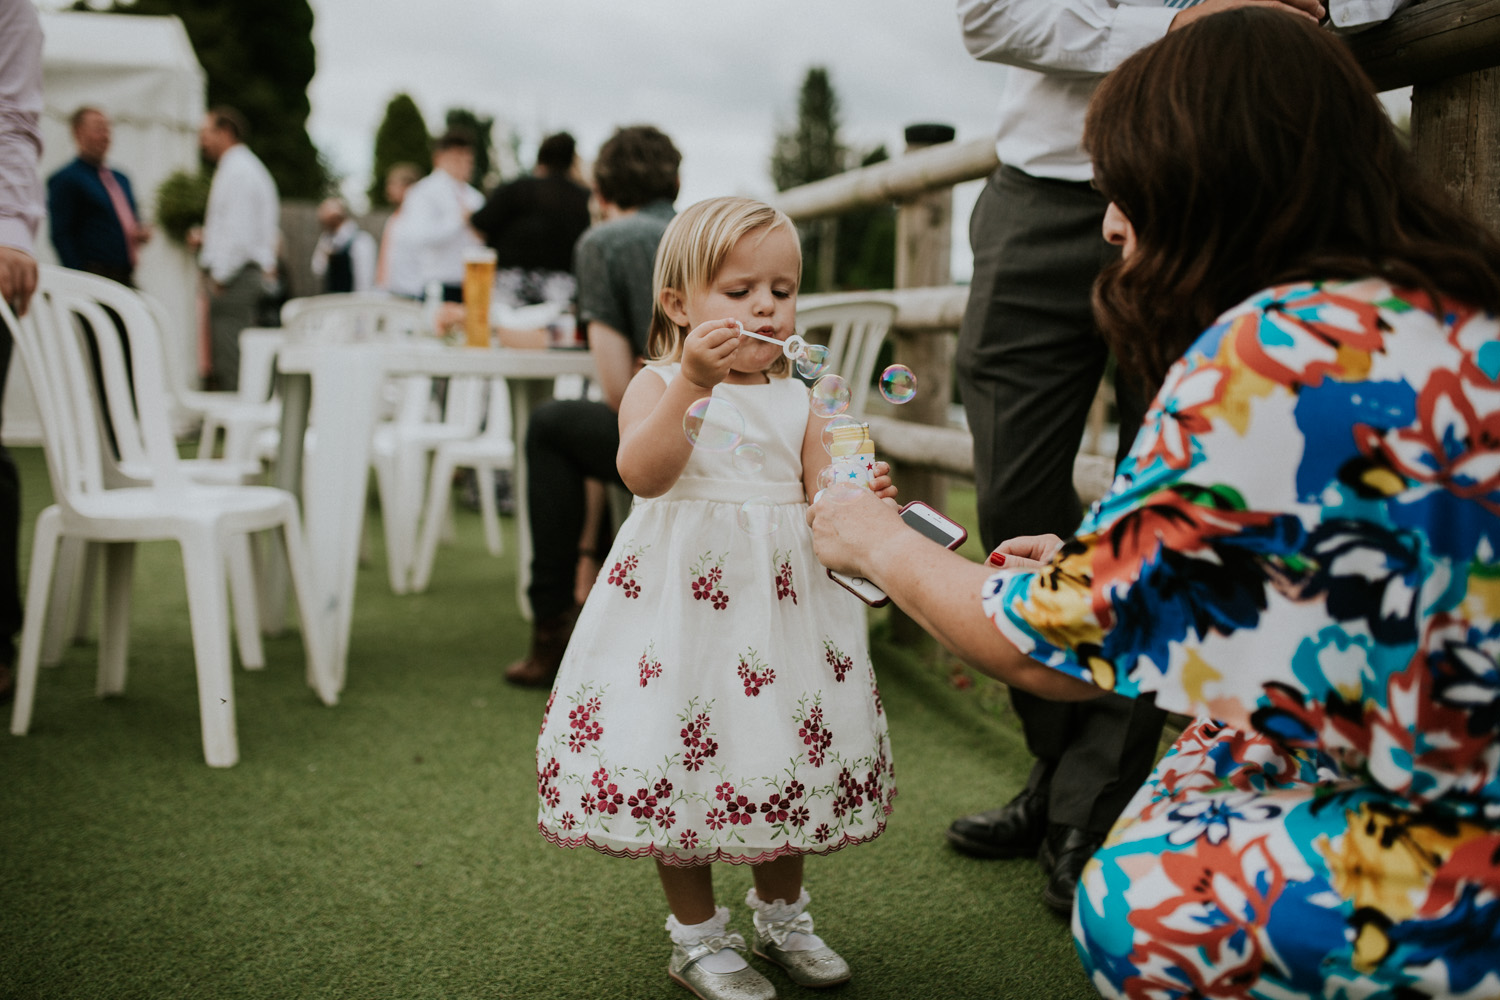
left=536, top=364, right=894, bottom=866
left=986, top=280, right=1500, bottom=999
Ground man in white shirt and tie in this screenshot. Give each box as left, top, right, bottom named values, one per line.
left=193, top=105, right=278, bottom=391
left=948, top=0, right=1323, bottom=915
left=392, top=130, right=484, bottom=302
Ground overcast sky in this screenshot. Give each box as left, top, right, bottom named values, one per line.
left=304, top=0, right=1005, bottom=280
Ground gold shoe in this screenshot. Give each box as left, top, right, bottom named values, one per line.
left=751, top=912, right=851, bottom=989
left=669, top=933, right=777, bottom=1000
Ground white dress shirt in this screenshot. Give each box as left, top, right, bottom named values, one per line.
left=310, top=218, right=377, bottom=292
left=397, top=168, right=483, bottom=288
left=958, top=0, right=1408, bottom=183
left=0, top=0, right=43, bottom=256
left=199, top=143, right=279, bottom=284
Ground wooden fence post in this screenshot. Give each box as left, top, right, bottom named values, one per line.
left=1410, top=67, right=1500, bottom=234
left=890, top=123, right=956, bottom=645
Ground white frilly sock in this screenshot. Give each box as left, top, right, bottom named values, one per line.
left=665, top=906, right=749, bottom=973
left=745, top=886, right=826, bottom=952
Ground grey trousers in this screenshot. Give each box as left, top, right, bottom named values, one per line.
left=956, top=165, right=1166, bottom=835
left=207, top=264, right=264, bottom=392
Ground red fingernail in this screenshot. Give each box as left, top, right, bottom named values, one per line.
left=987, top=551, right=1006, bottom=567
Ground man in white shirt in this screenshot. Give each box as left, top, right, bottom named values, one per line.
left=194, top=106, right=278, bottom=391
left=948, top=0, right=1322, bottom=915
left=392, top=130, right=483, bottom=301
left=310, top=197, right=376, bottom=294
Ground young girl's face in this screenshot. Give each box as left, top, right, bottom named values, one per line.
left=691, top=224, right=800, bottom=376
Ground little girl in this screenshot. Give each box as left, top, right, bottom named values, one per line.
left=535, top=197, right=896, bottom=1000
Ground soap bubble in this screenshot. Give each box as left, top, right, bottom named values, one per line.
left=732, top=442, right=766, bottom=474
left=816, top=464, right=839, bottom=492
left=820, top=414, right=863, bottom=455
left=879, top=364, right=918, bottom=404
left=737, top=496, right=779, bottom=536
left=794, top=343, right=831, bottom=379
left=683, top=397, right=744, bottom=452
left=809, top=374, right=851, bottom=418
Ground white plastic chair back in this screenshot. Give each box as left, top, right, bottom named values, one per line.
left=796, top=300, right=899, bottom=417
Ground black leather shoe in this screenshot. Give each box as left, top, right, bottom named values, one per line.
left=1039, top=825, right=1103, bottom=915
left=945, top=787, right=1049, bottom=859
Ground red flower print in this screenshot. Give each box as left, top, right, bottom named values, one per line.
left=581, top=792, right=598, bottom=815
left=784, top=781, right=805, bottom=801
left=813, top=823, right=832, bottom=843
left=773, top=550, right=798, bottom=604
left=599, top=783, right=624, bottom=815
left=590, top=767, right=610, bottom=788
left=560, top=812, right=576, bottom=831
left=689, top=552, right=730, bottom=610
left=638, top=644, right=663, bottom=687
left=761, top=793, right=789, bottom=824
left=607, top=545, right=646, bottom=598
left=679, top=829, right=699, bottom=849
left=715, top=782, right=736, bottom=801
left=655, top=807, right=677, bottom=830
left=797, top=698, right=833, bottom=767
left=788, top=806, right=810, bottom=828
left=725, top=794, right=756, bottom=825
left=540, top=689, right=556, bottom=734
left=705, top=808, right=728, bottom=831
left=683, top=749, right=706, bottom=771
left=823, top=640, right=852, bottom=682
left=628, top=788, right=657, bottom=819
left=736, top=650, right=776, bottom=696
left=654, top=777, right=674, bottom=798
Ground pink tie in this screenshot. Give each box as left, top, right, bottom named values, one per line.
left=98, top=166, right=139, bottom=269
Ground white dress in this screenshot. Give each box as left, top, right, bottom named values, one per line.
left=536, top=365, right=895, bottom=866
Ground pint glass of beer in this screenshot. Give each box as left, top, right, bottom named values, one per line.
left=462, top=247, right=497, bottom=348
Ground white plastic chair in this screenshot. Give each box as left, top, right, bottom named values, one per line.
left=796, top=299, right=899, bottom=417
left=36, top=268, right=269, bottom=670
left=409, top=377, right=515, bottom=593
left=5, top=281, right=337, bottom=767
left=372, top=372, right=487, bottom=593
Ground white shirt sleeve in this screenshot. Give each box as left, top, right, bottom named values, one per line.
left=957, top=0, right=1179, bottom=77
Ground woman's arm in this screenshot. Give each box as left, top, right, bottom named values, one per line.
left=808, top=488, right=1099, bottom=701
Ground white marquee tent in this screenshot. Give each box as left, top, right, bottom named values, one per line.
left=4, top=10, right=204, bottom=444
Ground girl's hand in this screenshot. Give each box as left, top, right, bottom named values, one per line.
left=993, top=534, right=1064, bottom=565
left=869, top=461, right=898, bottom=501
left=680, top=319, right=743, bottom=390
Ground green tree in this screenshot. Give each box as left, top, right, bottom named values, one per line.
left=110, top=0, right=326, bottom=198
left=835, top=146, right=897, bottom=291
left=444, top=108, right=496, bottom=191
left=368, top=93, right=431, bottom=207
left=771, top=68, right=846, bottom=293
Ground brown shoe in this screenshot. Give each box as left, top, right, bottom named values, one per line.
left=504, top=605, right=580, bottom=688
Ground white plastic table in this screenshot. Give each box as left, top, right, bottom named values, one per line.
left=272, top=342, right=597, bottom=691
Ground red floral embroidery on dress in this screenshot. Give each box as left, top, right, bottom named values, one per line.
left=678, top=829, right=699, bottom=849
left=796, top=696, right=833, bottom=767
left=537, top=756, right=562, bottom=808
left=637, top=642, right=663, bottom=687
left=606, top=545, right=645, bottom=599
left=564, top=686, right=605, bottom=753
left=677, top=699, right=719, bottom=772
left=689, top=552, right=729, bottom=609
left=823, top=639, right=852, bottom=682
left=539, top=688, right=556, bottom=734
left=736, top=649, right=776, bottom=696
left=773, top=549, right=798, bottom=604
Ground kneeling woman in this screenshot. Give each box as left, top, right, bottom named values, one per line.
left=811, top=9, right=1500, bottom=998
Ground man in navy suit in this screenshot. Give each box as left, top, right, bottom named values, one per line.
left=47, top=106, right=150, bottom=286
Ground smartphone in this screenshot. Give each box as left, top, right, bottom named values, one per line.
left=828, top=501, right=969, bottom=607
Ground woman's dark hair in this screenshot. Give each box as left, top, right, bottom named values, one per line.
left=537, top=132, right=576, bottom=174
left=593, top=125, right=681, bottom=210
left=1084, top=8, right=1500, bottom=392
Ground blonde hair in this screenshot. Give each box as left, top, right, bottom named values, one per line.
left=648, top=197, right=801, bottom=377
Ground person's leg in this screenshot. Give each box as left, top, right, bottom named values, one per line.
left=746, top=855, right=849, bottom=986
left=949, top=166, right=1118, bottom=856
left=505, top=398, right=621, bottom=685
left=660, top=861, right=775, bottom=998
left=0, top=320, right=22, bottom=698
left=207, top=265, right=261, bottom=392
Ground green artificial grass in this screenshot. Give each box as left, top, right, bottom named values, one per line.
left=0, top=448, right=1096, bottom=999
